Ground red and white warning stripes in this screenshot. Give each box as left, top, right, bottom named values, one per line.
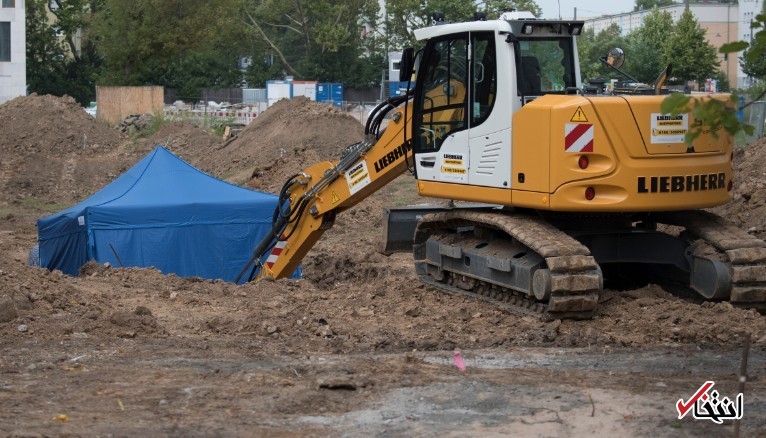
left=564, top=123, right=594, bottom=153
left=265, top=237, right=288, bottom=269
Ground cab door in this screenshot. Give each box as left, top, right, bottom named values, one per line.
left=413, top=34, right=471, bottom=184
left=467, top=31, right=512, bottom=189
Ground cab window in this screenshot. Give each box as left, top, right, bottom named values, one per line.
left=414, top=35, right=468, bottom=152
left=471, top=32, right=496, bottom=127
left=517, top=38, right=576, bottom=95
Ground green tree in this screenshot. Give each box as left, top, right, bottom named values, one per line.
left=577, top=23, right=627, bottom=82
left=741, top=3, right=766, bottom=79
left=241, top=0, right=382, bottom=87
left=662, top=9, right=718, bottom=85
left=661, top=19, right=762, bottom=142
left=26, top=0, right=103, bottom=105
left=625, top=8, right=674, bottom=84
left=381, top=0, right=473, bottom=51
left=483, top=1, right=542, bottom=19
left=93, top=0, right=245, bottom=91
left=383, top=0, right=541, bottom=50
left=634, top=0, right=674, bottom=12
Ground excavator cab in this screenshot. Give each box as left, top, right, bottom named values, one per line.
left=409, top=14, right=583, bottom=192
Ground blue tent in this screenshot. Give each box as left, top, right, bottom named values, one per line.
left=37, top=146, right=293, bottom=283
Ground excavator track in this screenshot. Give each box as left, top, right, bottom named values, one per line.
left=413, top=210, right=602, bottom=320
left=659, top=210, right=766, bottom=312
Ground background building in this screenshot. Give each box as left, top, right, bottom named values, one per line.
left=739, top=0, right=763, bottom=88
left=585, top=2, right=740, bottom=87
left=0, top=0, right=26, bottom=104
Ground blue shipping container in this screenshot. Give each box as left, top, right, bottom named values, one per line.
left=317, top=83, right=343, bottom=108
left=388, top=81, right=411, bottom=97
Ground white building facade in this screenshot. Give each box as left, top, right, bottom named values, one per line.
left=739, top=0, right=763, bottom=88
left=0, top=0, right=25, bottom=104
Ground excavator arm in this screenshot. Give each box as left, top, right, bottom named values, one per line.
left=236, top=96, right=414, bottom=282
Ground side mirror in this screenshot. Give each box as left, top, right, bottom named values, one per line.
left=605, top=47, right=625, bottom=69
left=399, top=48, right=415, bottom=83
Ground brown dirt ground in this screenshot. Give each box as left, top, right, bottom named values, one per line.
left=0, top=94, right=764, bottom=436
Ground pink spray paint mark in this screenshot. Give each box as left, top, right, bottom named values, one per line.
left=453, top=349, right=466, bottom=372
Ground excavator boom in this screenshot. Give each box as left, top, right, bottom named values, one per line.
left=238, top=97, right=414, bottom=282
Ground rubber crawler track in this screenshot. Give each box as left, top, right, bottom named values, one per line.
left=414, top=210, right=602, bottom=320
left=659, top=210, right=766, bottom=311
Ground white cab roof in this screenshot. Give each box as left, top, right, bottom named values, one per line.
left=414, top=20, right=512, bottom=41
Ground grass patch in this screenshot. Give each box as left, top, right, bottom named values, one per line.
left=134, top=112, right=171, bottom=139
left=13, top=198, right=73, bottom=214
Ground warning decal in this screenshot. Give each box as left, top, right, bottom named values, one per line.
left=331, top=191, right=340, bottom=204
left=651, top=113, right=688, bottom=144
left=439, top=153, right=468, bottom=183
left=570, top=106, right=589, bottom=123
left=564, top=123, right=594, bottom=152
left=265, top=236, right=288, bottom=269
left=345, top=161, right=371, bottom=195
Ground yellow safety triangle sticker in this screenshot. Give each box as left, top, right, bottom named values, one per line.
left=331, top=191, right=340, bottom=204
left=570, top=106, right=589, bottom=123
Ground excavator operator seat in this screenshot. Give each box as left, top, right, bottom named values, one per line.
left=519, top=55, right=541, bottom=96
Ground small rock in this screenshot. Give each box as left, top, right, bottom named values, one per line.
left=169, top=292, right=179, bottom=300
left=634, top=297, right=656, bottom=307
left=17, top=324, right=28, bottom=332
left=159, top=399, right=168, bottom=406
left=404, top=307, right=420, bottom=317
left=317, top=326, right=334, bottom=337
left=134, top=306, right=152, bottom=316
left=267, top=325, right=279, bottom=334
left=0, top=296, right=19, bottom=323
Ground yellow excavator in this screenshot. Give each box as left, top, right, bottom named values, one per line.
left=237, top=11, right=766, bottom=319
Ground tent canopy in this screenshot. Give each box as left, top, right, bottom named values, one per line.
left=38, top=146, right=289, bottom=283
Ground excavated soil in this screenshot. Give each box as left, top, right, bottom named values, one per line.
left=0, top=94, right=765, bottom=435
left=711, top=138, right=766, bottom=240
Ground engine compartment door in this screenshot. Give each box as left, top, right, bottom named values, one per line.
left=625, top=95, right=728, bottom=154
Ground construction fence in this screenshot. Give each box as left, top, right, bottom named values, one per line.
left=162, top=100, right=387, bottom=128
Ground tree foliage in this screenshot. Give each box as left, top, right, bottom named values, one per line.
left=661, top=14, right=766, bottom=142
left=383, top=0, right=541, bottom=50
left=241, top=0, right=382, bottom=88
left=625, top=8, right=674, bottom=84
left=576, top=24, right=626, bottom=82
left=662, top=9, right=719, bottom=85
left=26, top=0, right=103, bottom=105
left=633, top=0, right=674, bottom=12
left=92, top=0, right=245, bottom=94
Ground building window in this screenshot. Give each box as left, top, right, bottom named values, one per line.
left=1, top=0, right=15, bottom=8
left=0, top=22, right=10, bottom=62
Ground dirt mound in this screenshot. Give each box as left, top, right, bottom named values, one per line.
left=5, top=258, right=764, bottom=351
left=711, top=140, right=766, bottom=238
left=0, top=94, right=124, bottom=156
left=132, top=121, right=223, bottom=174
left=0, top=94, right=134, bottom=204
left=196, top=97, right=364, bottom=191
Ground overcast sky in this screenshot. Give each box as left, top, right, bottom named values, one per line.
left=535, top=0, right=639, bottom=19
